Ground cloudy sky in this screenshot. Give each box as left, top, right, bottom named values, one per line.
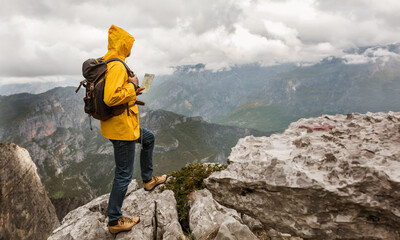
left=1, top=0, right=400, bottom=85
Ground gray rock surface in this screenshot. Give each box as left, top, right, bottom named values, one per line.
left=49, top=180, right=185, bottom=240
left=205, top=112, right=400, bottom=239
left=241, top=214, right=263, bottom=232
left=267, top=229, right=303, bottom=240
left=0, top=143, right=60, bottom=240
left=189, top=189, right=258, bottom=240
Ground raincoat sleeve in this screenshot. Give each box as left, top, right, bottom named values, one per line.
left=103, top=62, right=136, bottom=107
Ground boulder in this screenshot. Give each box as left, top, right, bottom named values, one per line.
left=205, top=112, right=400, bottom=239
left=0, top=143, right=60, bottom=240
left=189, top=189, right=258, bottom=240
left=49, top=180, right=185, bottom=240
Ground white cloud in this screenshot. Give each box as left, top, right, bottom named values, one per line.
left=1, top=0, right=400, bottom=84
left=343, top=46, right=400, bottom=64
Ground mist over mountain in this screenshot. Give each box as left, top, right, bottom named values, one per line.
left=0, top=77, right=77, bottom=96
left=221, top=45, right=400, bottom=131
left=137, top=43, right=400, bottom=132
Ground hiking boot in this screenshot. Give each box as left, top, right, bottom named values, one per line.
left=143, top=175, right=167, bottom=191
left=108, top=216, right=140, bottom=234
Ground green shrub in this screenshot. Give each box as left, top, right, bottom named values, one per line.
left=160, top=162, right=227, bottom=232
left=51, top=190, right=65, bottom=199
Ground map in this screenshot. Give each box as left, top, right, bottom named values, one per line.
left=141, top=73, right=155, bottom=93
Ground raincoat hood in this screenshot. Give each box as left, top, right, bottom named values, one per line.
left=103, top=25, right=135, bottom=61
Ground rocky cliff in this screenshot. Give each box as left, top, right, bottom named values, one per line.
left=47, top=111, right=400, bottom=239
left=205, top=112, right=400, bottom=239
left=5, top=111, right=399, bottom=239
left=0, top=143, right=60, bottom=240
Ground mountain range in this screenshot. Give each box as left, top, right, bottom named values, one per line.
left=141, top=43, right=400, bottom=132
left=0, top=87, right=266, bottom=206
left=2, top=43, right=399, bottom=134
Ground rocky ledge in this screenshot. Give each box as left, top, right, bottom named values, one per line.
left=205, top=112, right=400, bottom=239
left=49, top=180, right=185, bottom=240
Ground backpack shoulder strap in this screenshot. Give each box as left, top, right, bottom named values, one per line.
left=105, top=58, right=134, bottom=77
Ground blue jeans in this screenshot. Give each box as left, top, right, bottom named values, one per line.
left=108, top=128, right=155, bottom=222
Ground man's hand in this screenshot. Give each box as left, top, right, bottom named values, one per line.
left=128, top=75, right=145, bottom=95
left=136, top=87, right=145, bottom=95
left=128, top=75, right=139, bottom=87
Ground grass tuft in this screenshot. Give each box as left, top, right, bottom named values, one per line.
left=160, top=162, right=227, bottom=232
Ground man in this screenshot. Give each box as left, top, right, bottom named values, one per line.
left=101, top=25, right=167, bottom=234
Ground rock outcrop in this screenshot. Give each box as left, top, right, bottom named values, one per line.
left=0, top=143, right=60, bottom=240
left=48, top=180, right=185, bottom=240
left=189, top=189, right=258, bottom=240
left=205, top=112, right=400, bottom=239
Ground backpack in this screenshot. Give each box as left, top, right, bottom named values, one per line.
left=75, top=57, right=143, bottom=128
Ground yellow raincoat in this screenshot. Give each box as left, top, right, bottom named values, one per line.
left=100, top=25, right=140, bottom=141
